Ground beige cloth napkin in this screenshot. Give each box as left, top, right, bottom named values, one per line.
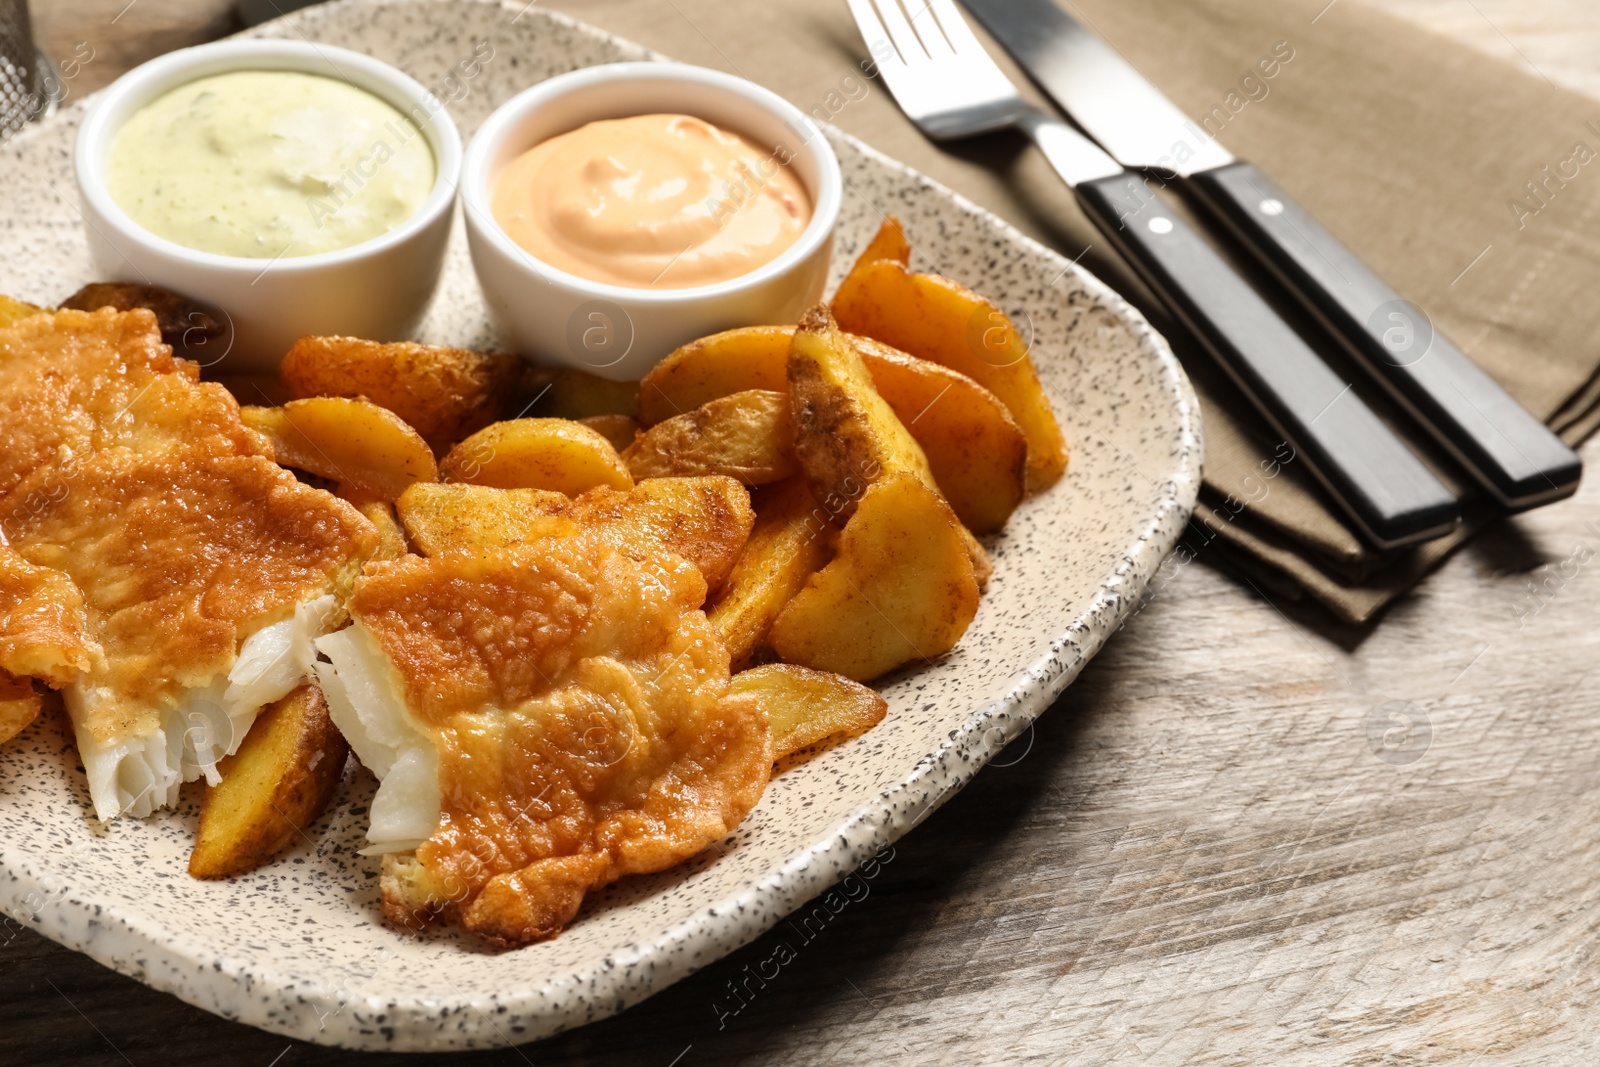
left=546, top=0, right=1600, bottom=623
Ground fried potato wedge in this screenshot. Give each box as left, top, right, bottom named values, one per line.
left=338, top=486, right=410, bottom=561
left=0, top=294, right=48, bottom=330
left=439, top=418, right=633, bottom=495
left=526, top=367, right=641, bottom=420
left=578, top=413, right=640, bottom=452
left=769, top=472, right=979, bottom=681
left=788, top=305, right=935, bottom=524
left=832, top=219, right=1067, bottom=491
left=852, top=337, right=1026, bottom=533
left=280, top=336, right=525, bottom=454
left=731, top=663, right=887, bottom=771
left=640, top=325, right=1024, bottom=531
left=851, top=213, right=912, bottom=267
left=623, top=389, right=797, bottom=486
left=189, top=682, right=350, bottom=879
left=0, top=672, right=41, bottom=746
left=638, top=326, right=792, bottom=426
left=707, top=478, right=833, bottom=669
left=60, top=282, right=228, bottom=361
left=964, top=529, right=993, bottom=592
left=242, top=397, right=438, bottom=501
left=396, top=476, right=754, bottom=591
left=395, top=482, right=577, bottom=556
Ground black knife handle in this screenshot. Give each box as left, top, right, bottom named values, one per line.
left=1187, top=160, right=1580, bottom=512
left=1075, top=172, right=1460, bottom=550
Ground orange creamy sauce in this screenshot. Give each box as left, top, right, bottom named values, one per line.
left=490, top=113, right=811, bottom=289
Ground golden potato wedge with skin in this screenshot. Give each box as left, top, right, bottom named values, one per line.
left=189, top=682, right=350, bottom=879
left=337, top=486, right=410, bottom=561
left=639, top=325, right=1022, bottom=531
left=963, top=528, right=993, bottom=592
left=849, top=214, right=912, bottom=270
left=788, top=305, right=936, bottom=524
left=731, top=663, right=887, bottom=771
left=623, top=389, right=797, bottom=486
left=637, top=326, right=792, bottom=426
left=396, top=476, right=754, bottom=592
left=832, top=220, right=1067, bottom=491
left=394, top=482, right=578, bottom=556
left=852, top=337, right=1026, bottom=533
left=60, top=281, right=229, bottom=361
left=242, top=397, right=438, bottom=502
left=708, top=478, right=834, bottom=669
left=769, top=472, right=979, bottom=681
left=280, top=336, right=525, bottom=454
left=579, top=413, right=640, bottom=452
left=0, top=294, right=48, bottom=330
left=439, top=418, right=633, bottom=495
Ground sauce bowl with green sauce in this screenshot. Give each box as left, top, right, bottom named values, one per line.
left=75, top=41, right=462, bottom=371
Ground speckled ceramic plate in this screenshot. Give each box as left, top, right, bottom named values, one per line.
left=0, top=0, right=1200, bottom=1052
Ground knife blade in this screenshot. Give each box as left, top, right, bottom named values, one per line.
left=962, top=0, right=1582, bottom=513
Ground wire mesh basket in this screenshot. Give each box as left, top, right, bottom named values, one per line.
left=0, top=0, right=55, bottom=140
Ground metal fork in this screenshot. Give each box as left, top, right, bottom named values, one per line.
left=847, top=0, right=1461, bottom=550
left=847, top=0, right=1123, bottom=188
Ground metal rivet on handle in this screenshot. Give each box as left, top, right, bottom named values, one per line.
left=1259, top=199, right=1285, bottom=216
left=1147, top=217, right=1173, bottom=235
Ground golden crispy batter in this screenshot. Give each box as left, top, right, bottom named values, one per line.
left=0, top=544, right=97, bottom=687
left=8, top=448, right=374, bottom=744
left=0, top=670, right=41, bottom=745
left=0, top=308, right=376, bottom=753
left=0, top=308, right=263, bottom=502
left=353, top=537, right=771, bottom=945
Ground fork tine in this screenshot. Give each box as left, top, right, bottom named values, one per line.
left=902, top=0, right=957, bottom=59
left=848, top=0, right=1032, bottom=141
left=866, top=0, right=931, bottom=67
left=924, top=0, right=998, bottom=68
left=846, top=0, right=909, bottom=78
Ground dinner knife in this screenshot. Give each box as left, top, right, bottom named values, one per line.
left=1019, top=120, right=1459, bottom=549
left=961, top=0, right=1582, bottom=513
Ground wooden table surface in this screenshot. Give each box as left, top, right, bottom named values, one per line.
left=11, top=2, right=1600, bottom=1064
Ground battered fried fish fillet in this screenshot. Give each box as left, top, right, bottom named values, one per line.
left=0, top=670, right=41, bottom=747
left=313, top=534, right=772, bottom=946
left=0, top=308, right=377, bottom=818
left=0, top=307, right=261, bottom=501
left=0, top=545, right=94, bottom=745
left=0, top=543, right=96, bottom=687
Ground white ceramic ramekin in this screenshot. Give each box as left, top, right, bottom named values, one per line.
left=74, top=40, right=462, bottom=372
left=461, top=62, right=842, bottom=382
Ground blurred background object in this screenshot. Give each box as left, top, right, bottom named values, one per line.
left=30, top=0, right=239, bottom=98
left=1, top=0, right=55, bottom=138
left=236, top=0, right=322, bottom=26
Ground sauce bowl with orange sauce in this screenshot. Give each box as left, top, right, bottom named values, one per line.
left=461, top=63, right=841, bottom=381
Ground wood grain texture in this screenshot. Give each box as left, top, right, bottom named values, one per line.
left=31, top=0, right=237, bottom=97
left=9, top=1, right=1600, bottom=1064
left=1382, top=0, right=1600, bottom=99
